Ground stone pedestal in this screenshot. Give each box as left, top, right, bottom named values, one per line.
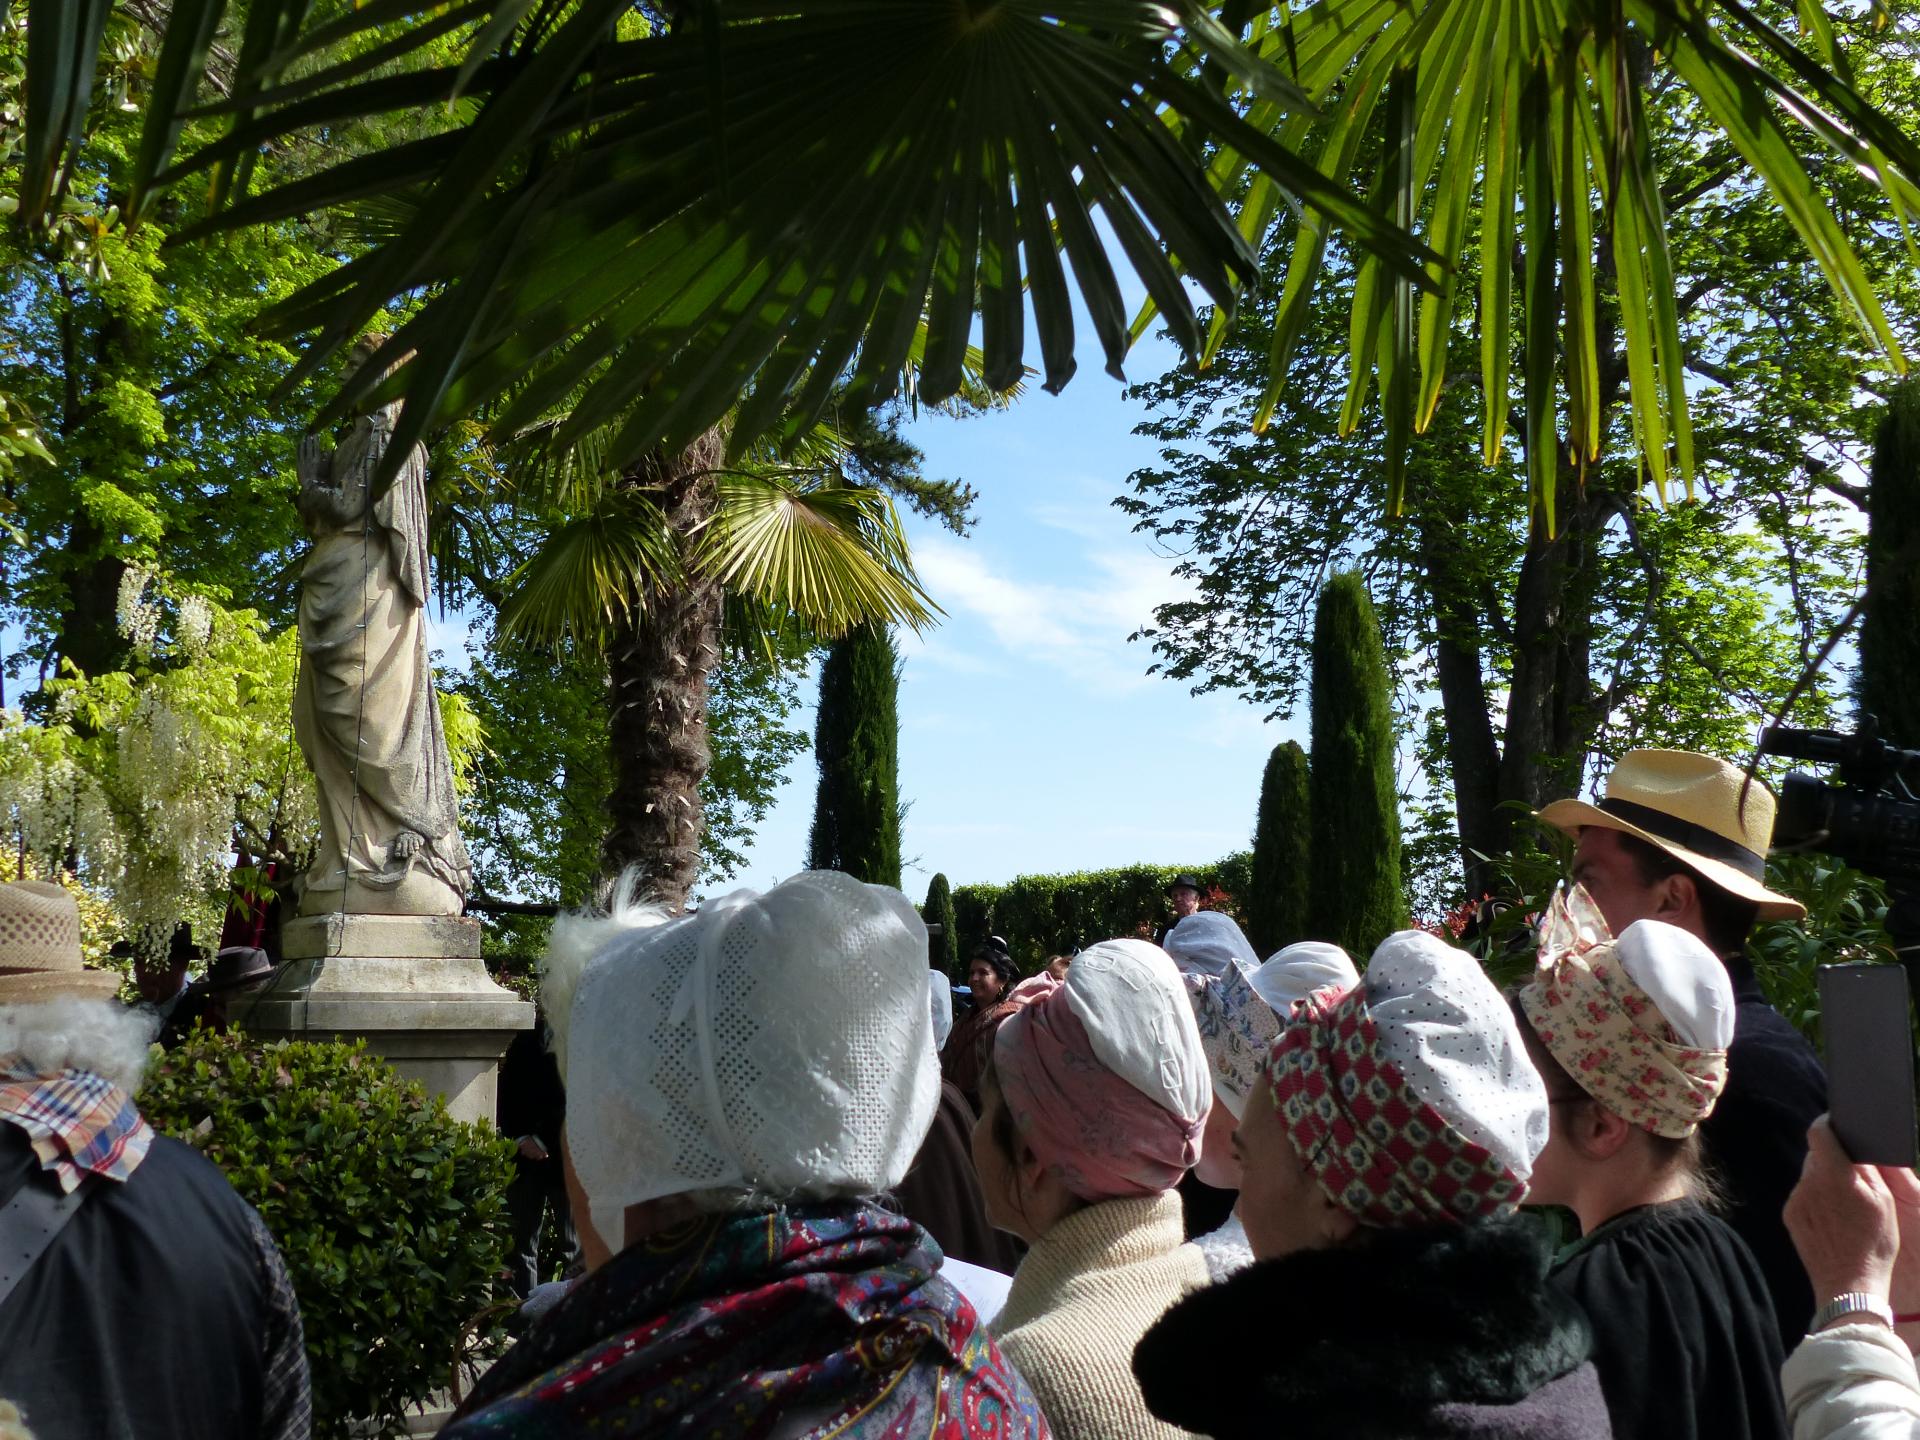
left=242, top=914, right=533, bottom=1126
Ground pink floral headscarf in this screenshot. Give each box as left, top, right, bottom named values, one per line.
left=991, top=940, right=1210, bottom=1204
left=1518, top=886, right=1730, bottom=1139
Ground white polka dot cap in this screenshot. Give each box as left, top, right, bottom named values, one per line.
left=556, top=870, right=939, bottom=1240
left=1363, top=930, right=1550, bottom=1186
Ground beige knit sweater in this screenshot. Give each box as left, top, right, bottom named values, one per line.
left=992, top=1191, right=1209, bottom=1440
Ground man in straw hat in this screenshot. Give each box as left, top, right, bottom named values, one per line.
left=0, top=881, right=309, bottom=1440
left=1539, top=748, right=1828, bottom=1348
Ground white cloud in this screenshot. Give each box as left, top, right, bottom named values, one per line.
left=912, top=534, right=1198, bottom=696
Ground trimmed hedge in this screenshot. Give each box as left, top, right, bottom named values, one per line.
left=140, top=1030, right=517, bottom=1439
left=952, top=855, right=1252, bottom=971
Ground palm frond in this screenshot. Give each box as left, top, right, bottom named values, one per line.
left=692, top=476, right=938, bottom=638
left=1183, top=0, right=1920, bottom=524
left=495, top=491, right=680, bottom=649
left=21, top=1, right=1429, bottom=500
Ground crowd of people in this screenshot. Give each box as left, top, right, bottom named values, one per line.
left=0, top=745, right=1913, bottom=1440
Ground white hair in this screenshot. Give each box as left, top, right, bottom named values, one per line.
left=540, top=866, right=672, bottom=1083
left=0, top=998, right=157, bottom=1092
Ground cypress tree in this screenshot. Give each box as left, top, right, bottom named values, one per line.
left=807, top=620, right=902, bottom=886
left=1248, top=740, right=1312, bottom=956
left=1860, top=377, right=1920, bottom=747
left=1306, top=572, right=1408, bottom=953
left=924, top=872, right=960, bottom=982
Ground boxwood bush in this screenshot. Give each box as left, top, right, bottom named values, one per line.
left=140, top=1030, right=517, bottom=1438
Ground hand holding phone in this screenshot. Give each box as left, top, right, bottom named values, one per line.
left=1818, top=962, right=1919, bottom=1168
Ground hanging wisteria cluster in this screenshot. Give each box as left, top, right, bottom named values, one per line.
left=2, top=573, right=318, bottom=960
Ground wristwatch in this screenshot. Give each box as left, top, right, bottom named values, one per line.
left=1812, top=1293, right=1896, bottom=1333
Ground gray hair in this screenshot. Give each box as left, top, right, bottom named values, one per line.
left=0, top=998, right=157, bottom=1092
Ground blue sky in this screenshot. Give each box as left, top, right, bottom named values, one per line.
left=727, top=332, right=1309, bottom=897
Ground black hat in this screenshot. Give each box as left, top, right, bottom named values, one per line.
left=202, top=946, right=273, bottom=994
left=1168, top=874, right=1203, bottom=894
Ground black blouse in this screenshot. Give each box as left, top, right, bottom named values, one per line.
left=1551, top=1200, right=1789, bottom=1440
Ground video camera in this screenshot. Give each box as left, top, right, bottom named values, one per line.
left=1759, top=717, right=1920, bottom=951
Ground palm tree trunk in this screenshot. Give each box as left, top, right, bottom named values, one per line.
left=601, top=429, right=726, bottom=911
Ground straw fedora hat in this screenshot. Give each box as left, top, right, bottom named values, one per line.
left=0, top=881, right=123, bottom=1003
left=1537, top=749, right=1806, bottom=921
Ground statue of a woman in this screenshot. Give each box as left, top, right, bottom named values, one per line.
left=292, top=345, right=472, bottom=916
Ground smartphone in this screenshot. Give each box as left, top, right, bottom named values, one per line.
left=1818, top=962, right=1919, bottom=1167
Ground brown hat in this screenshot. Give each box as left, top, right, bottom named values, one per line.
left=1537, top=749, right=1806, bottom=922
left=0, top=882, right=122, bottom=1003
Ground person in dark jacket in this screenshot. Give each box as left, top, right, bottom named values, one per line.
left=1516, top=892, right=1788, bottom=1440
left=1136, top=930, right=1610, bottom=1440
left=0, top=881, right=309, bottom=1440
left=496, top=1011, right=577, bottom=1299
left=1539, top=749, right=1828, bottom=1348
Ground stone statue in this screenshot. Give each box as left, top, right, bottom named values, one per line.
left=291, top=342, right=472, bottom=916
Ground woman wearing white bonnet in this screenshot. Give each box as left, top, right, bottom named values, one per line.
left=442, top=870, right=1048, bottom=1440
left=1135, top=929, right=1611, bottom=1439
left=1181, top=942, right=1360, bottom=1280
left=1517, top=886, right=1789, bottom=1440
left=973, top=938, right=1212, bottom=1440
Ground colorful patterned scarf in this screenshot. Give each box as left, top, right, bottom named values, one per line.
left=441, top=1199, right=1049, bottom=1440
left=0, top=1064, right=153, bottom=1192
left=1518, top=886, right=1729, bottom=1139
left=1266, top=987, right=1526, bottom=1227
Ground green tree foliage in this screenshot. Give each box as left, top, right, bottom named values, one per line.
left=923, top=872, right=960, bottom=982
left=0, top=16, right=348, bottom=689
left=139, top=1031, right=516, bottom=1440
left=807, top=621, right=902, bottom=887
left=953, top=857, right=1254, bottom=964
left=1859, top=377, right=1920, bottom=747
left=1248, top=740, right=1311, bottom=956
left=1307, top=573, right=1407, bottom=953
left=449, top=636, right=807, bottom=908
left=1119, top=25, right=1920, bottom=917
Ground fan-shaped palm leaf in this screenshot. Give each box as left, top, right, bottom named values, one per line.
left=495, top=491, right=681, bottom=648
left=690, top=476, right=938, bottom=639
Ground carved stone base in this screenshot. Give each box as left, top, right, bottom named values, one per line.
left=240, top=914, right=533, bottom=1125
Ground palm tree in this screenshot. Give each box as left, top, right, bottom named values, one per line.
left=482, top=374, right=963, bottom=908
left=20, top=1, right=1920, bottom=521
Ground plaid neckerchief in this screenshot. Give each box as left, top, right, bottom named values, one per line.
left=0, top=1063, right=154, bottom=1192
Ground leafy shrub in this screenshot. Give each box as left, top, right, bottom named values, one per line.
left=952, top=855, right=1253, bottom=966
left=140, top=1030, right=518, bottom=1438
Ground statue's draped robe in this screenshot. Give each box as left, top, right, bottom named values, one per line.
left=292, top=410, right=471, bottom=914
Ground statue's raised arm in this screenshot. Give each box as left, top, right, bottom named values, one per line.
left=290, top=340, right=472, bottom=917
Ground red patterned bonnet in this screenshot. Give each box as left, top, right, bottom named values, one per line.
left=1267, top=930, right=1547, bottom=1227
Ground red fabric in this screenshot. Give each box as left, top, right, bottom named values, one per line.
left=1267, top=986, right=1525, bottom=1227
